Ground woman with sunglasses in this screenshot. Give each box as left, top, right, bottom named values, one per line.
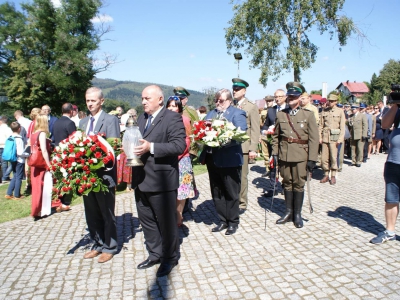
left=372, top=105, right=384, bottom=154
left=166, top=96, right=195, bottom=226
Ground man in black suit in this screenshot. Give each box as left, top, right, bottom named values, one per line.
left=79, top=87, right=120, bottom=264
left=41, top=105, right=58, bottom=143
left=53, top=103, right=77, bottom=211
left=132, top=85, right=186, bottom=277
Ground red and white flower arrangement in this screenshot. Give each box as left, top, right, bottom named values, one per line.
left=264, top=125, right=275, bottom=143
left=50, top=130, right=122, bottom=200
left=191, top=119, right=249, bottom=147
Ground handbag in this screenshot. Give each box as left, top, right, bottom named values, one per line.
left=28, top=132, right=47, bottom=169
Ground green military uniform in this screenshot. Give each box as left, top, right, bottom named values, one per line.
left=347, top=105, right=368, bottom=166
left=271, top=82, right=319, bottom=228
left=232, top=78, right=260, bottom=210
left=260, top=95, right=274, bottom=172
left=319, top=95, right=346, bottom=183
left=174, top=86, right=199, bottom=157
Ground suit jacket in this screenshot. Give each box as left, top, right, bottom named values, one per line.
left=271, top=107, right=319, bottom=162
left=131, top=107, right=186, bottom=192
left=348, top=113, right=368, bottom=140
left=79, top=111, right=120, bottom=182
left=200, top=105, right=247, bottom=168
left=48, top=115, right=58, bottom=142
left=237, top=98, right=260, bottom=153
left=53, top=116, right=76, bottom=146
left=261, top=106, right=278, bottom=131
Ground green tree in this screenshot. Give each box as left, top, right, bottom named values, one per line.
left=2, top=0, right=111, bottom=115
left=202, top=87, right=218, bottom=111
left=102, top=99, right=131, bottom=113
left=225, top=0, right=362, bottom=85
left=310, top=89, right=322, bottom=95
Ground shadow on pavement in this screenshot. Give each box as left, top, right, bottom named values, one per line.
left=327, top=206, right=386, bottom=235
left=188, top=199, right=219, bottom=226
left=250, top=164, right=265, bottom=175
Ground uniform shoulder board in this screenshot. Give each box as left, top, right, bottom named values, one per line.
left=301, top=106, right=312, bottom=112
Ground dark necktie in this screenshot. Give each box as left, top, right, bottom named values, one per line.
left=88, top=117, right=95, bottom=134
left=144, top=115, right=153, bottom=133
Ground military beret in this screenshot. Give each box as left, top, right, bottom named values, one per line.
left=264, top=95, right=274, bottom=101
left=232, top=78, right=249, bottom=88
left=173, top=86, right=190, bottom=97
left=286, top=82, right=306, bottom=93
left=359, top=103, right=367, bottom=108
left=337, top=103, right=343, bottom=108
left=320, top=98, right=327, bottom=104
left=327, top=94, right=339, bottom=101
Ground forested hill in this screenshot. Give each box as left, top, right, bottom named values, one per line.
left=92, top=78, right=207, bottom=108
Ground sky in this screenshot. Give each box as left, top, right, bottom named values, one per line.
left=13, top=0, right=400, bottom=100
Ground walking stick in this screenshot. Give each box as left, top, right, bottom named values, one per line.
left=306, top=170, right=313, bottom=214
left=265, top=157, right=278, bottom=230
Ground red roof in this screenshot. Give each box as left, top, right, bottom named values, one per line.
left=337, top=82, right=369, bottom=93
left=311, top=94, right=322, bottom=100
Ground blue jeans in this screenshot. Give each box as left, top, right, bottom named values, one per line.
left=384, top=161, right=400, bottom=204
left=0, top=148, right=12, bottom=180
left=7, top=161, right=25, bottom=198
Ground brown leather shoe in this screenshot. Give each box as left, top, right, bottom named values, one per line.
left=330, top=176, right=336, bottom=185
left=83, top=250, right=101, bottom=259
left=320, top=176, right=329, bottom=183
left=98, top=253, right=113, bottom=263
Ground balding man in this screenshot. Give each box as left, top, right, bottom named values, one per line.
left=41, top=105, right=58, bottom=143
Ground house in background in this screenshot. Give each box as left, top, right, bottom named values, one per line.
left=311, top=94, right=322, bottom=101
left=336, top=81, right=369, bottom=103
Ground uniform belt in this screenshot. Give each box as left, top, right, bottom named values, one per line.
left=282, top=137, right=308, bottom=144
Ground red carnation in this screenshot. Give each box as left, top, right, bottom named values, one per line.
left=90, top=145, right=97, bottom=151
left=90, top=178, right=97, bottom=183
left=76, top=179, right=81, bottom=184
left=95, top=152, right=102, bottom=159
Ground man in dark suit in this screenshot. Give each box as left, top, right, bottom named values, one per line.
left=200, top=88, right=247, bottom=235
left=79, top=87, right=120, bottom=264
left=41, top=105, right=58, bottom=143
left=53, top=103, right=77, bottom=211
left=132, top=85, right=186, bottom=277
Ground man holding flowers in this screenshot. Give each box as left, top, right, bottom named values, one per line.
left=79, top=87, right=120, bottom=263
left=199, top=88, right=247, bottom=235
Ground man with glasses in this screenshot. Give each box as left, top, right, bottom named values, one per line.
left=231, top=78, right=260, bottom=215
left=200, top=88, right=247, bottom=235
left=319, top=94, right=345, bottom=185
left=347, top=104, right=368, bottom=167
left=270, top=82, right=319, bottom=228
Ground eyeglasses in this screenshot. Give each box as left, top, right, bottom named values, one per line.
left=168, top=96, right=180, bottom=101
left=374, top=107, right=379, bottom=109
left=214, top=99, right=227, bottom=103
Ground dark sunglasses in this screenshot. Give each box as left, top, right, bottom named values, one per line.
left=168, top=96, right=180, bottom=101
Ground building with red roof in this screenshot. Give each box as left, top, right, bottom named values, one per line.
left=336, top=81, right=369, bottom=103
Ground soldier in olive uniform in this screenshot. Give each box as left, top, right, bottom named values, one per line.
left=319, top=94, right=346, bottom=185
left=260, top=95, right=275, bottom=177
left=232, top=78, right=260, bottom=214
left=174, top=86, right=199, bottom=158
left=347, top=104, right=368, bottom=167
left=271, top=82, right=319, bottom=228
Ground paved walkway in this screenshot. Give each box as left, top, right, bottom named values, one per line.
left=0, top=154, right=399, bottom=300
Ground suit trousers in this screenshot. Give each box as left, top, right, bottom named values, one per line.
left=83, top=189, right=118, bottom=254
left=363, top=139, right=370, bottom=161
left=280, top=160, right=307, bottom=192
left=135, top=188, right=179, bottom=263
left=206, top=154, right=241, bottom=226
left=239, top=153, right=249, bottom=209
left=321, top=142, right=338, bottom=175
left=350, top=139, right=364, bottom=164
left=337, top=142, right=344, bottom=170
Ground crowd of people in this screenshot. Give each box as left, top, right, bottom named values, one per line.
left=0, top=81, right=399, bottom=277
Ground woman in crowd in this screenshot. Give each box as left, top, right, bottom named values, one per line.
left=30, top=114, right=54, bottom=220
left=166, top=96, right=195, bottom=226
left=372, top=104, right=384, bottom=154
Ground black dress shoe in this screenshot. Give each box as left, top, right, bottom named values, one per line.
left=356, top=164, right=361, bottom=167
left=225, top=226, right=238, bottom=235
left=239, top=208, right=246, bottom=215
left=211, top=224, right=228, bottom=232
left=137, top=258, right=160, bottom=269
left=156, top=261, right=178, bottom=277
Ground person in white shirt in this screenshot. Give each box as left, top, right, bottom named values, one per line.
left=70, top=105, right=80, bottom=127
left=5, top=122, right=25, bottom=199
left=13, top=110, right=32, bottom=133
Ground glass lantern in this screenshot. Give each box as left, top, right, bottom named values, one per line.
left=122, top=115, right=144, bottom=166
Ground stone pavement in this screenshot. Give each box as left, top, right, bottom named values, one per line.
left=1, top=154, right=400, bottom=300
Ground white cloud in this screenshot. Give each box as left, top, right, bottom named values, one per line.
left=322, top=56, right=329, bottom=60
left=217, top=78, right=223, bottom=83
left=92, top=14, right=114, bottom=23
left=51, top=0, right=61, bottom=8
left=340, top=66, right=346, bottom=70
left=189, top=54, right=195, bottom=58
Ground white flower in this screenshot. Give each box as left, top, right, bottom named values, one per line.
left=212, top=119, right=225, bottom=127
left=206, top=141, right=220, bottom=147
left=80, top=147, right=85, bottom=152
left=69, top=153, right=75, bottom=158
left=92, top=158, right=98, bottom=163
left=203, top=130, right=218, bottom=142
left=72, top=162, right=77, bottom=167
left=225, top=121, right=236, bottom=131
